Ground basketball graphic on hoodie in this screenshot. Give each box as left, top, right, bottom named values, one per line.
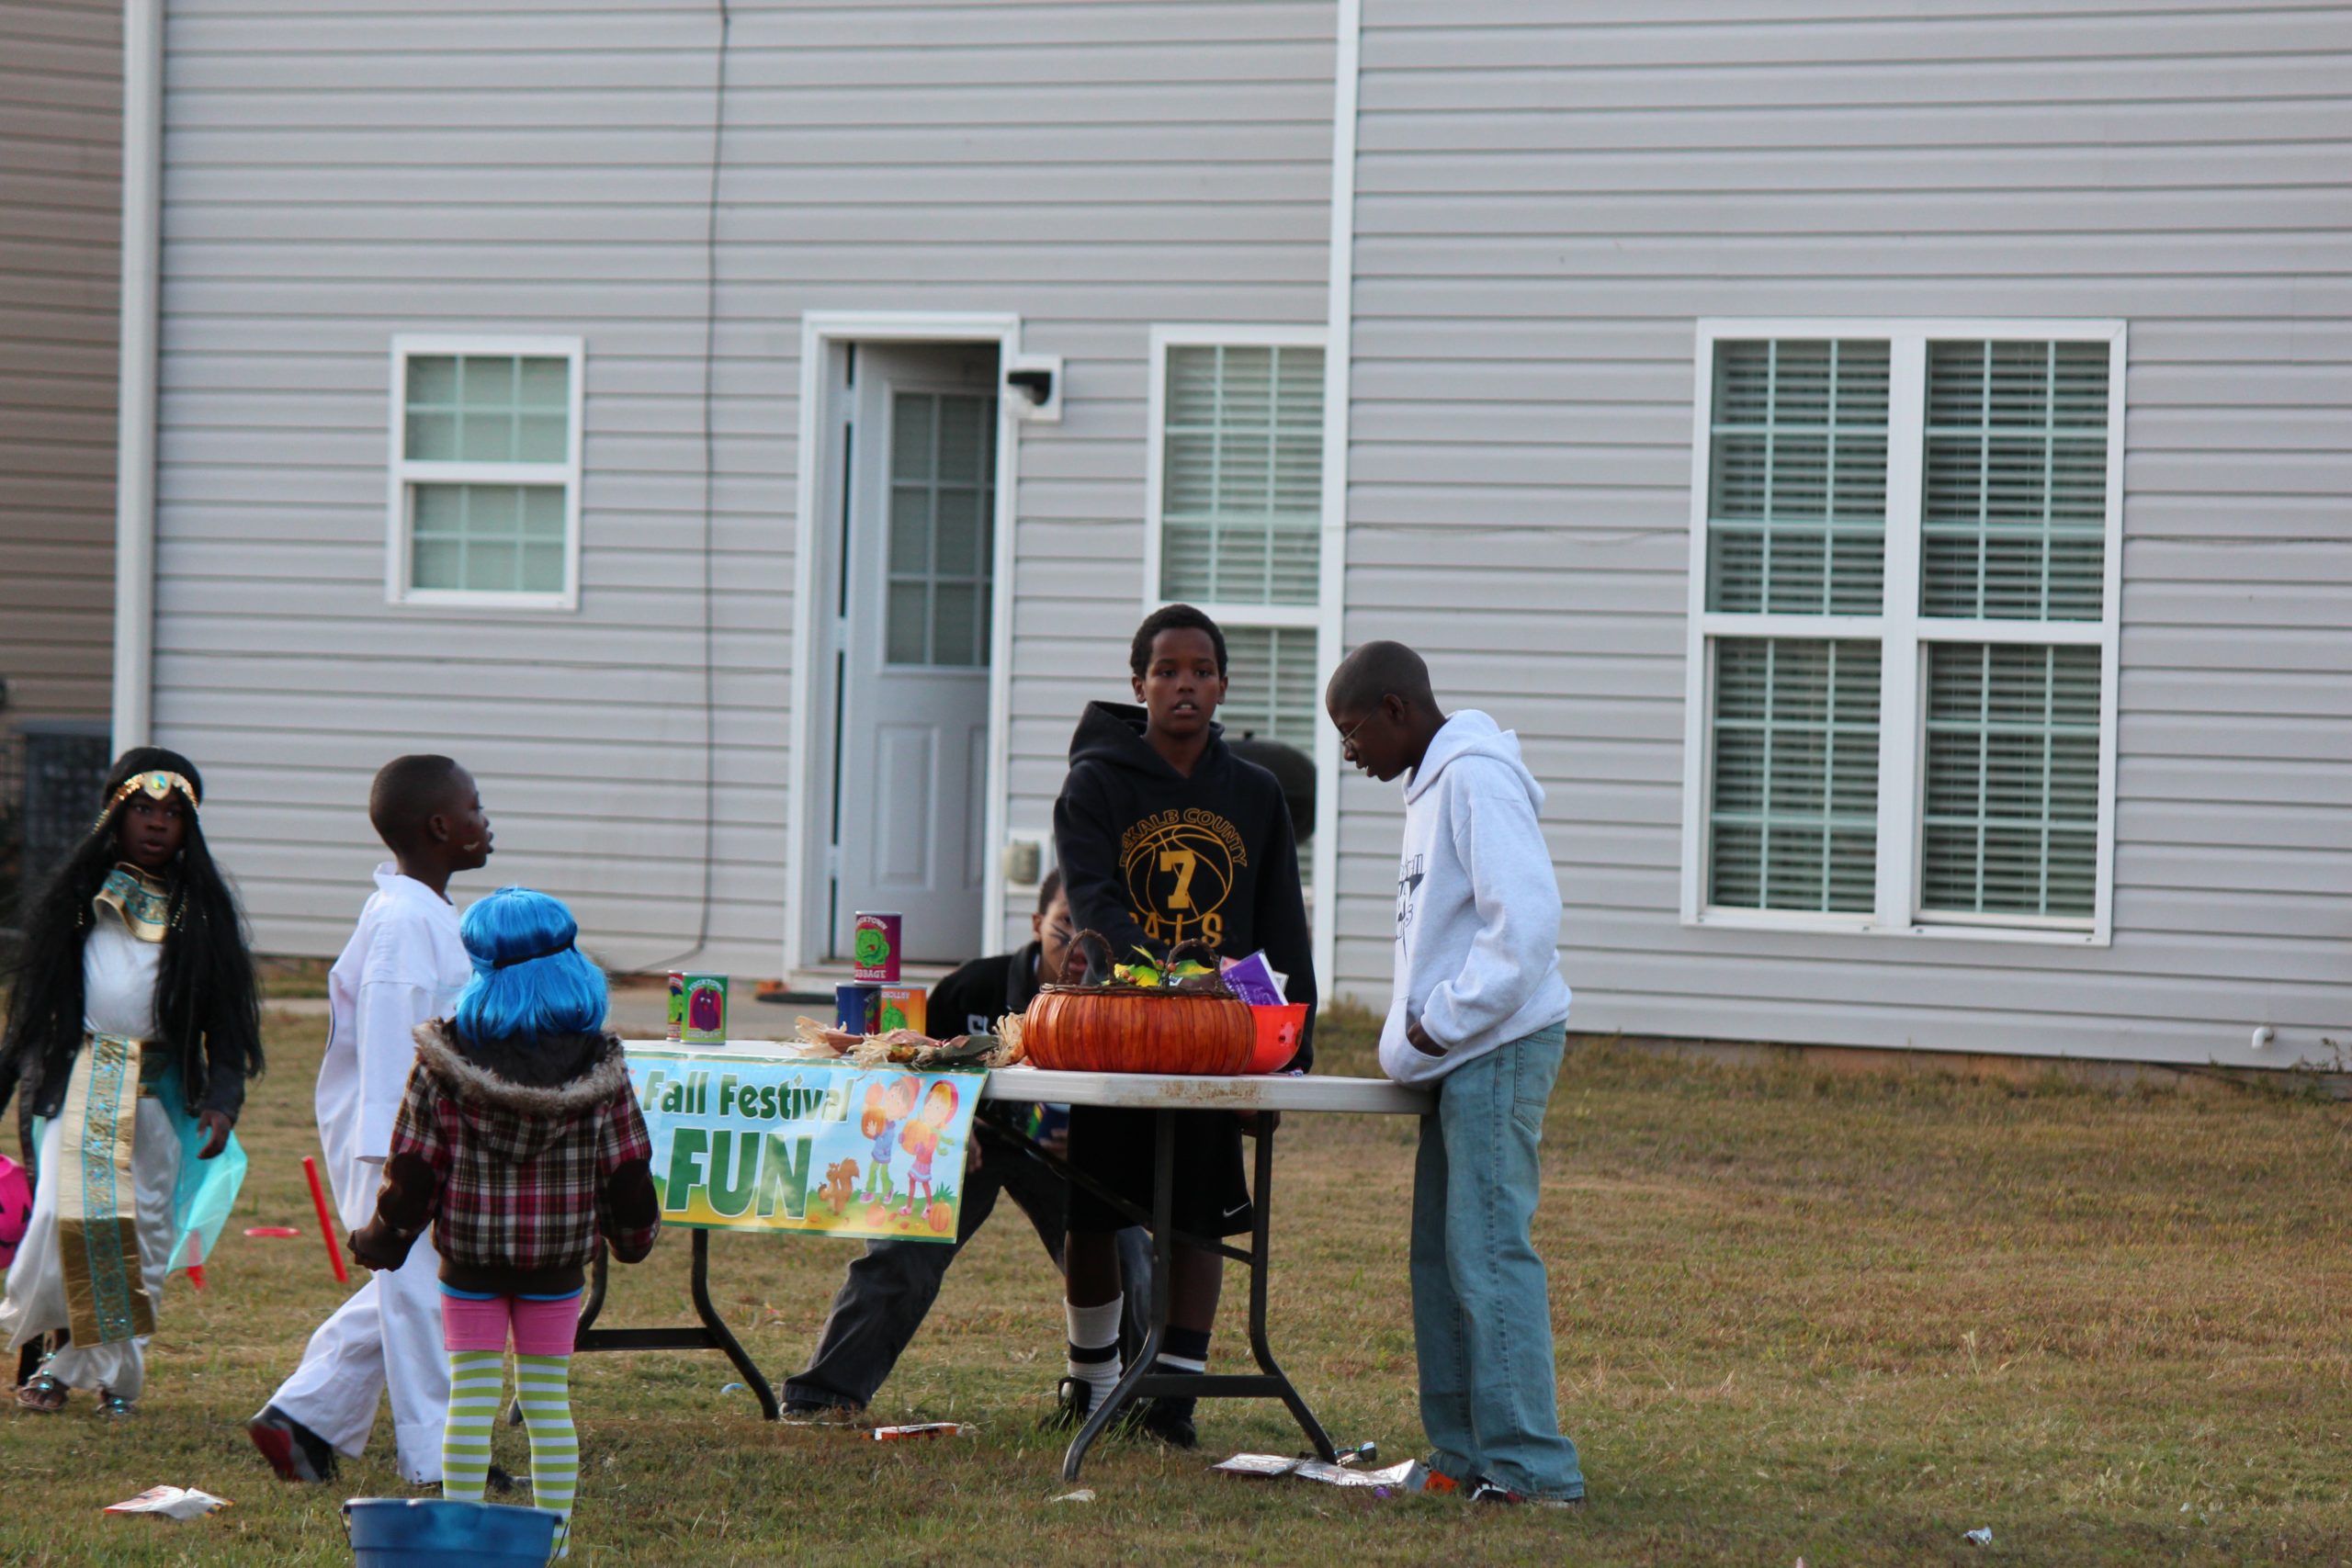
left=1118, top=807, right=1246, bottom=948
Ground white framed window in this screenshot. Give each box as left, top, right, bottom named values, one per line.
left=1144, top=325, right=1329, bottom=875
left=1679, top=321, right=2124, bottom=944
left=386, top=334, right=584, bottom=610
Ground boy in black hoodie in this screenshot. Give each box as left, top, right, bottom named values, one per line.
left=1049, top=604, right=1317, bottom=1448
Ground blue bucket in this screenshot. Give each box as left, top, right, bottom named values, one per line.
left=344, top=1497, right=557, bottom=1566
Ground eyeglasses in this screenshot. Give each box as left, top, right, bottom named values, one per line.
left=1337, top=709, right=1379, bottom=756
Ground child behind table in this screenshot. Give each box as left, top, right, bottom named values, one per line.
left=348, top=887, right=659, bottom=1557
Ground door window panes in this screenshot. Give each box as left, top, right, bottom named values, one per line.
left=886, top=390, right=996, bottom=667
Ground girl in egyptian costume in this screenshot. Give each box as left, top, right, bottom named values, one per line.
left=0, top=748, right=259, bottom=1416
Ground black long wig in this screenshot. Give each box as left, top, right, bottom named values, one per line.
left=0, top=747, right=263, bottom=1118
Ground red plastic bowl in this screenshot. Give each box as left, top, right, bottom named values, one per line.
left=1245, top=1003, right=1307, bottom=1074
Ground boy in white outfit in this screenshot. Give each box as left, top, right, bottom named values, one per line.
left=249, top=755, right=492, bottom=1484
left=1325, top=641, right=1584, bottom=1507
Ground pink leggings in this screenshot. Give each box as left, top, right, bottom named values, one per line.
left=440, top=1290, right=582, bottom=1357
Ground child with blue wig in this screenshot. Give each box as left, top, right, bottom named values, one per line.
left=348, top=887, right=659, bottom=1557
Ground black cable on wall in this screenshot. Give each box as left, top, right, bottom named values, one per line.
left=643, top=0, right=729, bottom=972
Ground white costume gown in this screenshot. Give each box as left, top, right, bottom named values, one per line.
left=266, top=864, right=470, bottom=1483
left=0, top=920, right=180, bottom=1400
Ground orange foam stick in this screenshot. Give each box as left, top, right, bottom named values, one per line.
left=302, top=1156, right=348, bottom=1284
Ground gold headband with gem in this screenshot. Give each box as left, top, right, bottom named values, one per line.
left=96, top=770, right=200, bottom=829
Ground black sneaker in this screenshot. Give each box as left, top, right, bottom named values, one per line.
left=783, top=1398, right=859, bottom=1422
left=247, top=1405, right=338, bottom=1483
left=1467, top=1479, right=1584, bottom=1510
left=1127, top=1396, right=1197, bottom=1450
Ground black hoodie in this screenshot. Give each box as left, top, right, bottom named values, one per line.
left=1052, top=702, right=1317, bottom=1070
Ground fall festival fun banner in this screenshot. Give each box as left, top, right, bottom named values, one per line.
left=626, top=1050, right=983, bottom=1243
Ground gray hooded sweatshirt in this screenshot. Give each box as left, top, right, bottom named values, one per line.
left=1378, top=710, right=1573, bottom=1087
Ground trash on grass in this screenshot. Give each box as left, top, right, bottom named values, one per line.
left=1964, top=1527, right=1994, bottom=1547
left=242, top=1226, right=300, bottom=1238
left=1213, top=1453, right=1427, bottom=1493
left=1334, top=1440, right=1378, bottom=1467
left=1295, top=1459, right=1426, bottom=1491
left=873, top=1423, right=963, bottom=1441
left=1050, top=1488, right=1095, bottom=1505
left=720, top=1382, right=747, bottom=1395
left=106, top=1487, right=230, bottom=1520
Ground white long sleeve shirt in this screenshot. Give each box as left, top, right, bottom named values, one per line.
left=313, top=864, right=471, bottom=1204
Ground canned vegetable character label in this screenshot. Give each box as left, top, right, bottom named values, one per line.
left=852, top=912, right=902, bottom=983
left=681, top=976, right=729, bottom=1043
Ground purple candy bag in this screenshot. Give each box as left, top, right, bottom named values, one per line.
left=1220, top=951, right=1288, bottom=1007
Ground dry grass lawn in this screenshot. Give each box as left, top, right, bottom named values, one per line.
left=3, top=1009, right=2347, bottom=1565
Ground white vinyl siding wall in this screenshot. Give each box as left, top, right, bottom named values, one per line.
left=1339, top=1, right=2352, bottom=1067
left=151, top=0, right=1335, bottom=971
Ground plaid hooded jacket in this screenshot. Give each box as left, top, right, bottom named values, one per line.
left=349, top=1019, right=660, bottom=1295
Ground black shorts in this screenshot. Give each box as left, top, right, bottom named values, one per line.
left=1065, top=1105, right=1253, bottom=1238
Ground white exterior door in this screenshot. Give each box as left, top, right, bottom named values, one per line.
left=830, top=343, right=998, bottom=964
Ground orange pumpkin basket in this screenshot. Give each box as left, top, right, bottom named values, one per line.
left=1020, top=932, right=1254, bottom=1076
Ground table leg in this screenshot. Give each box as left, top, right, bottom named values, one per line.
left=1060, top=1109, right=1177, bottom=1482
left=569, top=1230, right=781, bottom=1422
left=690, top=1230, right=782, bottom=1420
left=1245, top=1120, right=1335, bottom=1461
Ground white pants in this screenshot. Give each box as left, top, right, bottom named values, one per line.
left=0, top=1101, right=182, bottom=1402
left=266, top=1152, right=449, bottom=1483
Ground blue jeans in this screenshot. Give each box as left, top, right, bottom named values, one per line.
left=1409, top=1021, right=1583, bottom=1500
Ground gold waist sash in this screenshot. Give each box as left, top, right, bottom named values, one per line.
left=57, top=1032, right=155, bottom=1345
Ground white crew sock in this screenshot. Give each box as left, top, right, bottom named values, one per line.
left=1064, top=1296, right=1125, bottom=1407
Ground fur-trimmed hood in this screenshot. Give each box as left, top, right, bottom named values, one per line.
left=411, top=1018, right=630, bottom=1119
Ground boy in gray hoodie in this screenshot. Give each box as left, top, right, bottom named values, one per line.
left=1326, top=640, right=1584, bottom=1507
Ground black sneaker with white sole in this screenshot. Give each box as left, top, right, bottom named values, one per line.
left=1466, top=1479, right=1585, bottom=1509
left=247, top=1404, right=339, bottom=1483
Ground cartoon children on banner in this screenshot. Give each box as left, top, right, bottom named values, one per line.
left=859, top=1079, right=918, bottom=1205
left=896, top=1081, right=960, bottom=1217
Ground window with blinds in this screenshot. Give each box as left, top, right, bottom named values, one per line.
left=1708, top=340, right=1889, bottom=615
left=1709, top=639, right=1881, bottom=912
left=1922, top=342, right=2109, bottom=620
left=1921, top=643, right=2100, bottom=919
left=390, top=338, right=582, bottom=608
left=1159, top=344, right=1323, bottom=606
left=1219, top=625, right=1320, bottom=754
left=1687, top=323, right=2120, bottom=938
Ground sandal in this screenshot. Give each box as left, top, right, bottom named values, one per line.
left=94, top=1387, right=135, bottom=1420
left=16, top=1371, right=68, bottom=1413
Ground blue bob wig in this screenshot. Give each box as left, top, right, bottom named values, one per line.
left=453, top=886, right=608, bottom=1043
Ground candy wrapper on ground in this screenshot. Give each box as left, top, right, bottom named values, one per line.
left=107, top=1486, right=231, bottom=1520
left=1212, top=1454, right=1429, bottom=1493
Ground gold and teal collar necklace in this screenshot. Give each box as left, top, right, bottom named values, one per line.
left=95, top=863, right=172, bottom=943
